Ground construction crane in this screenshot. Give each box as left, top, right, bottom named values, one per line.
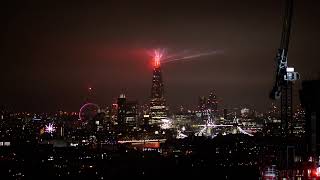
left=270, top=0, right=299, bottom=136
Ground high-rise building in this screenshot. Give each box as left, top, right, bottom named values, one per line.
left=110, top=103, right=118, bottom=124
left=149, top=53, right=167, bottom=125
left=117, top=94, right=126, bottom=129
left=116, top=94, right=139, bottom=132
left=198, top=91, right=218, bottom=123
left=125, top=101, right=139, bottom=128
left=207, top=91, right=218, bottom=116
left=198, top=96, right=207, bottom=122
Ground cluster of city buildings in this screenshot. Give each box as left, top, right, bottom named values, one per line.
left=0, top=56, right=311, bottom=148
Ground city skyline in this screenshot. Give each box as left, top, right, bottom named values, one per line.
left=2, top=0, right=320, bottom=112
left=1, top=1, right=320, bottom=179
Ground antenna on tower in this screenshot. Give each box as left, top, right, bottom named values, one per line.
left=84, top=86, right=93, bottom=104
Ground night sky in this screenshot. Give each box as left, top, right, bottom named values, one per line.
left=1, top=0, right=320, bottom=112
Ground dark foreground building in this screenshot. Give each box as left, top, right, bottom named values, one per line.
left=300, top=80, right=320, bottom=158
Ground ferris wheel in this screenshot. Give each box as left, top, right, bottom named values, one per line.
left=79, top=103, right=100, bottom=121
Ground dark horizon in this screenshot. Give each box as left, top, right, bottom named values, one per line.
left=1, top=0, right=320, bottom=112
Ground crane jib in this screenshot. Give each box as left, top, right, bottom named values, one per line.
left=280, top=0, right=293, bottom=51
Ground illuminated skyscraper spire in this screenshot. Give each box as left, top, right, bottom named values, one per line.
left=154, top=49, right=163, bottom=67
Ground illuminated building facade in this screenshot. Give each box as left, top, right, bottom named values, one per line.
left=116, top=94, right=139, bottom=132
left=125, top=101, right=139, bottom=128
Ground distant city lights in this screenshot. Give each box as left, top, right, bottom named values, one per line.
left=160, top=118, right=172, bottom=129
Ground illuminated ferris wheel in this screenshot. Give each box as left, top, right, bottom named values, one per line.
left=79, top=103, right=100, bottom=122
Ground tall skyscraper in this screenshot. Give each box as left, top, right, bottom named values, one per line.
left=207, top=91, right=218, bottom=116
left=149, top=50, right=167, bottom=125
left=117, top=94, right=126, bottom=129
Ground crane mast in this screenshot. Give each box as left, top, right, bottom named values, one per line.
left=270, top=0, right=299, bottom=136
